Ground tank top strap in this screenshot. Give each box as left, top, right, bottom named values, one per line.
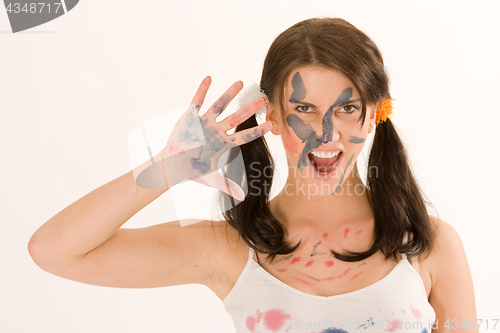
left=248, top=246, right=255, bottom=262
left=401, top=232, right=408, bottom=260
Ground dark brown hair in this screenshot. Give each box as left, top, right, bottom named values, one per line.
left=220, top=18, right=433, bottom=262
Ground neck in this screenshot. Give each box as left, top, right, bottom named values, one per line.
left=269, top=163, right=373, bottom=233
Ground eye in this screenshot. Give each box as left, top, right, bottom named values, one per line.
left=338, top=104, right=358, bottom=114
left=295, top=105, right=314, bottom=113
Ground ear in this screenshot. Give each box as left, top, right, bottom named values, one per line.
left=367, top=103, right=378, bottom=134
left=265, top=101, right=281, bottom=135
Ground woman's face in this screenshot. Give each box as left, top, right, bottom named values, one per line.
left=267, top=65, right=377, bottom=195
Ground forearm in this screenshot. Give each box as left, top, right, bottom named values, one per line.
left=28, top=155, right=175, bottom=265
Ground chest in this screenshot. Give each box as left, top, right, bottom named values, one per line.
left=254, top=244, right=399, bottom=298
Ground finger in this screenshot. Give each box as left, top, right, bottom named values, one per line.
left=229, top=120, right=273, bottom=146
left=193, top=172, right=246, bottom=202
left=218, top=97, right=266, bottom=132
left=190, top=76, right=212, bottom=114
left=208, top=81, right=244, bottom=117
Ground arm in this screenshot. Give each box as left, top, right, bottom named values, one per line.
left=28, top=77, right=270, bottom=288
left=428, top=218, right=478, bottom=332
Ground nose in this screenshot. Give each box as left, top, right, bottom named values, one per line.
left=315, top=107, right=339, bottom=143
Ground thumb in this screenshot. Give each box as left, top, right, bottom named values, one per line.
left=193, top=172, right=246, bottom=202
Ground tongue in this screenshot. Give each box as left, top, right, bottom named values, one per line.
left=309, top=152, right=341, bottom=173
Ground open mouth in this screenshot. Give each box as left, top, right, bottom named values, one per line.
left=307, top=150, right=343, bottom=176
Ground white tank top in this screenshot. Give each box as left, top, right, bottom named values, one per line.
left=223, top=247, right=435, bottom=333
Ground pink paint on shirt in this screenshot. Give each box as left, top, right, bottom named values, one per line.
left=290, top=257, right=301, bottom=264
left=323, top=232, right=328, bottom=239
left=325, top=261, right=334, bottom=267
left=263, top=308, right=291, bottom=332
left=305, top=260, right=314, bottom=268
left=344, top=227, right=351, bottom=239
left=410, top=304, right=422, bottom=321
left=245, top=310, right=262, bottom=331
left=386, top=319, right=403, bottom=332
left=245, top=316, right=257, bottom=331
left=277, top=268, right=287, bottom=273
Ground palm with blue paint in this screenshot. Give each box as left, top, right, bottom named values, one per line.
left=136, top=77, right=272, bottom=201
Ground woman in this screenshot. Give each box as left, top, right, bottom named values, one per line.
left=28, top=18, right=477, bottom=333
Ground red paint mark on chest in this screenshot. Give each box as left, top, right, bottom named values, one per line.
left=355, top=229, right=363, bottom=235
left=277, top=268, right=287, bottom=273
left=401, top=309, right=406, bottom=314
left=410, top=304, right=422, bottom=321
left=323, top=232, right=328, bottom=239
left=324, top=267, right=352, bottom=281
left=245, top=310, right=263, bottom=331
left=386, top=319, right=403, bottom=332
left=349, top=271, right=363, bottom=281
left=344, top=227, right=351, bottom=239
left=263, top=308, right=291, bottom=332
left=325, top=261, right=334, bottom=267
left=290, top=257, right=301, bottom=264
left=305, top=260, right=314, bottom=268
left=297, top=278, right=312, bottom=286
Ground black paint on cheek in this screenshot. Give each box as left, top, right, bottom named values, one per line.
left=286, top=114, right=323, bottom=171
left=286, top=114, right=314, bottom=141
left=289, top=71, right=307, bottom=103
left=348, top=136, right=365, bottom=144
left=213, top=95, right=230, bottom=115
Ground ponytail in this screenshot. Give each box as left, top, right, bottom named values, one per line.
left=366, top=119, right=433, bottom=259
left=220, top=114, right=300, bottom=262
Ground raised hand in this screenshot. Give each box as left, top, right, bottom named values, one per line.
left=135, top=77, right=272, bottom=201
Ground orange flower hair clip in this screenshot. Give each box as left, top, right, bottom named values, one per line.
left=375, top=99, right=393, bottom=126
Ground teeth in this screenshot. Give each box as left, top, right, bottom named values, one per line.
left=311, top=150, right=341, bottom=158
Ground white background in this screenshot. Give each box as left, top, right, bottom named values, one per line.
left=1, top=1, right=499, bottom=332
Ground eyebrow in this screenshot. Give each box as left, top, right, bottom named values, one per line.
left=289, top=99, right=362, bottom=109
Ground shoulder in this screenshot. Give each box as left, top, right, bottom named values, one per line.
left=426, top=215, right=466, bottom=268
left=423, top=216, right=478, bottom=328
left=422, top=215, right=467, bottom=278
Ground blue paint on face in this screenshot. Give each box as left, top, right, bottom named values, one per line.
left=348, top=136, right=365, bottom=144
left=289, top=71, right=307, bottom=103
left=332, top=153, right=355, bottom=195
left=286, top=87, right=355, bottom=174
left=286, top=113, right=322, bottom=172
left=332, top=88, right=353, bottom=108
